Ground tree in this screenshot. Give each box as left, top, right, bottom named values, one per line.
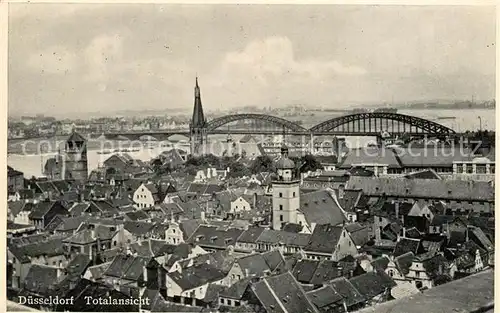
left=298, top=154, right=323, bottom=173
left=227, top=161, right=251, bottom=178
left=250, top=155, right=276, bottom=174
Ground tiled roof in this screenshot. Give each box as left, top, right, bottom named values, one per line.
left=300, top=190, right=346, bottom=226
left=396, top=147, right=472, bottom=167
left=338, top=147, right=402, bottom=169
left=394, top=251, right=414, bottom=275
left=346, top=177, right=494, bottom=201
left=188, top=225, right=244, bottom=249
left=349, top=270, right=396, bottom=300
left=257, top=229, right=311, bottom=247
left=251, top=271, right=319, bottom=313
left=306, top=285, right=343, bottom=310
left=329, top=277, right=366, bottom=307
left=305, top=224, right=344, bottom=254
left=169, top=262, right=226, bottom=290
left=23, top=265, right=60, bottom=295
left=237, top=227, right=266, bottom=244
left=393, top=238, right=422, bottom=257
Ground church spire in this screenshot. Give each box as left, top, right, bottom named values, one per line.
left=191, top=76, right=205, bottom=127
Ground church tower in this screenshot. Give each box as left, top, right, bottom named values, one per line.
left=190, top=77, right=207, bottom=156
left=272, top=144, right=300, bottom=230
left=64, top=130, right=88, bottom=181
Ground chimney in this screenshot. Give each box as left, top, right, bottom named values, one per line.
left=245, top=268, right=250, bottom=277
left=395, top=202, right=400, bottom=220
left=253, top=193, right=257, bottom=209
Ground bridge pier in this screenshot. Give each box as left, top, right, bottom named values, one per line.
left=309, top=133, right=314, bottom=155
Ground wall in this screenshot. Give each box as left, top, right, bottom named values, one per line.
left=332, top=228, right=358, bottom=261
left=272, top=182, right=300, bottom=230
left=133, top=184, right=155, bottom=209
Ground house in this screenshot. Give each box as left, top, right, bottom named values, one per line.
left=337, top=147, right=402, bottom=175
left=384, top=252, right=415, bottom=283
left=297, top=189, right=347, bottom=233
left=235, top=227, right=266, bottom=252
left=62, top=224, right=133, bottom=260
left=102, top=253, right=165, bottom=291
left=188, top=225, right=244, bottom=252
left=133, top=183, right=161, bottom=209
left=306, top=285, right=345, bottom=313
left=349, top=270, right=396, bottom=306
left=255, top=229, right=311, bottom=255
left=165, top=262, right=227, bottom=307
left=346, top=177, right=494, bottom=214
left=159, top=149, right=187, bottom=168
left=218, top=278, right=254, bottom=309
left=304, top=224, right=358, bottom=261
left=8, top=166, right=24, bottom=193
left=22, top=264, right=67, bottom=301
left=292, top=257, right=364, bottom=286
left=328, top=276, right=366, bottom=311
left=224, top=251, right=286, bottom=286
left=405, top=252, right=449, bottom=289
left=8, top=238, right=68, bottom=290
left=29, top=201, right=69, bottom=230
left=242, top=271, right=319, bottom=313
left=229, top=195, right=253, bottom=216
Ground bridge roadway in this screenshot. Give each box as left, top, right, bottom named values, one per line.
left=101, top=129, right=451, bottom=140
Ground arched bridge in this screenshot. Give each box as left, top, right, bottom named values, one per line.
left=310, top=112, right=456, bottom=136
left=206, top=113, right=307, bottom=132
left=103, top=112, right=456, bottom=140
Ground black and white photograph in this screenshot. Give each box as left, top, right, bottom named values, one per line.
left=5, top=3, right=495, bottom=312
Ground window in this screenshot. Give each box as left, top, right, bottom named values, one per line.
left=172, top=229, right=176, bottom=234
left=279, top=192, right=283, bottom=198
left=279, top=204, right=283, bottom=211
left=280, top=215, right=283, bottom=221
left=220, top=298, right=225, bottom=305
left=388, top=270, right=394, bottom=277
left=293, top=192, right=296, bottom=197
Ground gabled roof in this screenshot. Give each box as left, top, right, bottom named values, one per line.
left=306, top=285, right=344, bottom=310
left=393, top=238, right=423, bottom=257
left=305, top=224, right=345, bottom=254
left=338, top=147, right=402, bottom=169
left=67, top=131, right=86, bottom=143
left=257, top=229, right=311, bottom=247
left=349, top=270, right=396, bottom=300
left=300, top=190, right=346, bottom=226
left=104, top=253, right=153, bottom=281
left=23, top=265, right=60, bottom=295
left=237, top=227, right=266, bottom=244
left=251, top=271, right=319, bottom=313
left=394, top=251, right=414, bottom=275
left=329, top=276, right=366, bottom=307
left=169, top=263, right=226, bottom=291
left=346, top=177, right=494, bottom=202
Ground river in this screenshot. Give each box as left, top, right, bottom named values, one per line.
left=7, top=108, right=495, bottom=178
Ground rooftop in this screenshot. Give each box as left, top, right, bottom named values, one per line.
left=355, top=268, right=493, bottom=313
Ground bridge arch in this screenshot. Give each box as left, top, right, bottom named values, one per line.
left=309, top=112, right=456, bottom=135
left=206, top=113, right=307, bottom=132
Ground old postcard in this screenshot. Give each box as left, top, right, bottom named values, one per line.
left=5, top=3, right=495, bottom=312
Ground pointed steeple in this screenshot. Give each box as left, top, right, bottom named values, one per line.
left=192, top=76, right=205, bottom=127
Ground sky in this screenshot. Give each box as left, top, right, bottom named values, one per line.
left=8, top=4, right=496, bottom=117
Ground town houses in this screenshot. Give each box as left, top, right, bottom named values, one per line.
left=6, top=80, right=495, bottom=312
left=6, top=132, right=495, bottom=312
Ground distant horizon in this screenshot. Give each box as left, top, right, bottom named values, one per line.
left=8, top=97, right=496, bottom=120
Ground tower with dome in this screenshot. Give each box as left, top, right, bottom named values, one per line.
left=271, top=144, right=300, bottom=230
